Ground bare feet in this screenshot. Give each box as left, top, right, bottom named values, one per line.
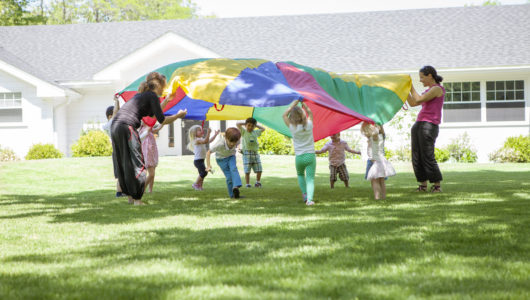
left=134, top=200, right=146, bottom=206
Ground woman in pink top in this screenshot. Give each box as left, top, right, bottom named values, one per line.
left=407, top=66, right=444, bottom=193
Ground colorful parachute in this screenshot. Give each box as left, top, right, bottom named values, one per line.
left=117, top=58, right=411, bottom=141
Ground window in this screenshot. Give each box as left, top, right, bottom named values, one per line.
left=0, top=92, right=23, bottom=123
left=486, top=80, right=525, bottom=121
left=443, top=82, right=481, bottom=122
left=168, top=123, right=174, bottom=147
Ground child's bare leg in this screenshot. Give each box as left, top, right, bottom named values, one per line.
left=116, top=180, right=122, bottom=192
left=344, top=180, right=349, bottom=188
left=146, top=167, right=155, bottom=193
left=245, top=173, right=250, bottom=185
left=371, top=179, right=381, bottom=199
left=197, top=176, right=204, bottom=188
left=256, top=171, right=262, bottom=182
left=128, top=195, right=134, bottom=204
left=330, top=179, right=334, bottom=189
left=379, top=178, right=386, bottom=199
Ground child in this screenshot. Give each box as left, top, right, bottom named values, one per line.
left=188, top=125, right=219, bottom=191
left=139, top=121, right=163, bottom=194
left=102, top=96, right=123, bottom=197
left=206, top=127, right=243, bottom=198
left=315, top=132, right=361, bottom=188
left=283, top=100, right=316, bottom=206
left=361, top=122, right=396, bottom=200
left=236, top=118, right=265, bottom=188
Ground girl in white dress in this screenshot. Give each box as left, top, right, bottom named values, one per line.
left=361, top=122, right=396, bottom=200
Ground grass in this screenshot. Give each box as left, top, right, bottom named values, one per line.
left=0, top=155, right=529, bottom=299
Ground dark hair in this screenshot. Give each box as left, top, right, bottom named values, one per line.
left=105, top=106, right=114, bottom=118
left=225, top=127, right=241, bottom=143
left=138, top=72, right=166, bottom=93
left=245, top=117, right=257, bottom=125
left=420, top=65, right=443, bottom=84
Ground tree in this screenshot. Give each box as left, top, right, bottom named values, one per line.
left=482, top=0, right=501, bottom=5
left=0, top=0, right=45, bottom=25
left=1, top=0, right=199, bottom=25
left=45, top=0, right=198, bottom=24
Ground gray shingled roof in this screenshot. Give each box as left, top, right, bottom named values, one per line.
left=0, top=4, right=529, bottom=83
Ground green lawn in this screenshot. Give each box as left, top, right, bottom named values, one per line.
left=0, top=156, right=529, bottom=299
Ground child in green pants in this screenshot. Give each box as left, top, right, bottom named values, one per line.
left=283, top=100, right=316, bottom=206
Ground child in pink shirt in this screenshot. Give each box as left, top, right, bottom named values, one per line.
left=316, top=132, right=361, bottom=188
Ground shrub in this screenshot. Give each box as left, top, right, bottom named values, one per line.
left=445, top=132, right=477, bottom=163
left=25, top=143, right=63, bottom=160
left=258, top=129, right=293, bottom=155
left=384, top=148, right=394, bottom=161
left=489, top=135, right=530, bottom=162
left=0, top=145, right=19, bottom=162
left=435, top=148, right=450, bottom=163
left=71, top=130, right=112, bottom=157
left=315, top=138, right=329, bottom=157
left=388, top=145, right=411, bottom=162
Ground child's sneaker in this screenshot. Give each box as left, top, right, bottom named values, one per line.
left=305, top=200, right=315, bottom=206
left=116, top=192, right=123, bottom=198
left=254, top=182, right=262, bottom=188
left=192, top=183, right=201, bottom=191
left=245, top=184, right=252, bottom=188
left=233, top=187, right=240, bottom=199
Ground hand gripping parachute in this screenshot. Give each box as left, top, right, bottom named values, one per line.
left=117, top=58, right=411, bottom=141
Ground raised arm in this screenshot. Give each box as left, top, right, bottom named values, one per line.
left=209, top=129, right=220, bottom=143
left=300, top=101, right=313, bottom=122
left=283, top=100, right=300, bottom=126
left=196, top=128, right=211, bottom=145
left=256, top=124, right=266, bottom=131
left=112, top=95, right=120, bottom=118
left=407, top=84, right=443, bottom=107
left=236, top=122, right=245, bottom=131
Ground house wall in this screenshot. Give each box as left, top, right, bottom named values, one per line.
left=64, top=86, right=115, bottom=156
left=381, top=69, right=530, bottom=162
left=0, top=70, right=56, bottom=158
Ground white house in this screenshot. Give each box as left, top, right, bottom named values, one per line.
left=0, top=4, right=529, bottom=161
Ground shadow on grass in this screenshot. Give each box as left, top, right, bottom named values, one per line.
left=1, top=215, right=528, bottom=299
left=1, top=167, right=529, bottom=298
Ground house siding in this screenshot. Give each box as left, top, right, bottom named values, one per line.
left=0, top=70, right=56, bottom=158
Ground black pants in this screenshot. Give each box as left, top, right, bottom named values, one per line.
left=411, top=121, right=443, bottom=183
left=111, top=123, right=146, bottom=200
left=194, top=159, right=208, bottom=178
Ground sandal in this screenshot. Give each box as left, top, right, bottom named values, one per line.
left=430, top=185, right=442, bottom=193
left=416, top=185, right=428, bottom=192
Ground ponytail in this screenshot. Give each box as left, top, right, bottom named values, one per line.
left=420, top=65, right=443, bottom=84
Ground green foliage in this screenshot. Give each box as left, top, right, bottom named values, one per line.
left=0, top=0, right=45, bottom=25
left=0, top=145, right=19, bottom=162
left=489, top=135, right=530, bottom=163
left=25, top=143, right=63, bottom=160
left=445, top=132, right=478, bottom=163
left=257, top=129, right=293, bottom=155
left=387, top=145, right=411, bottom=162
left=435, top=148, right=450, bottom=163
left=482, top=0, right=501, bottom=5
left=71, top=130, right=113, bottom=157
left=314, top=138, right=329, bottom=157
